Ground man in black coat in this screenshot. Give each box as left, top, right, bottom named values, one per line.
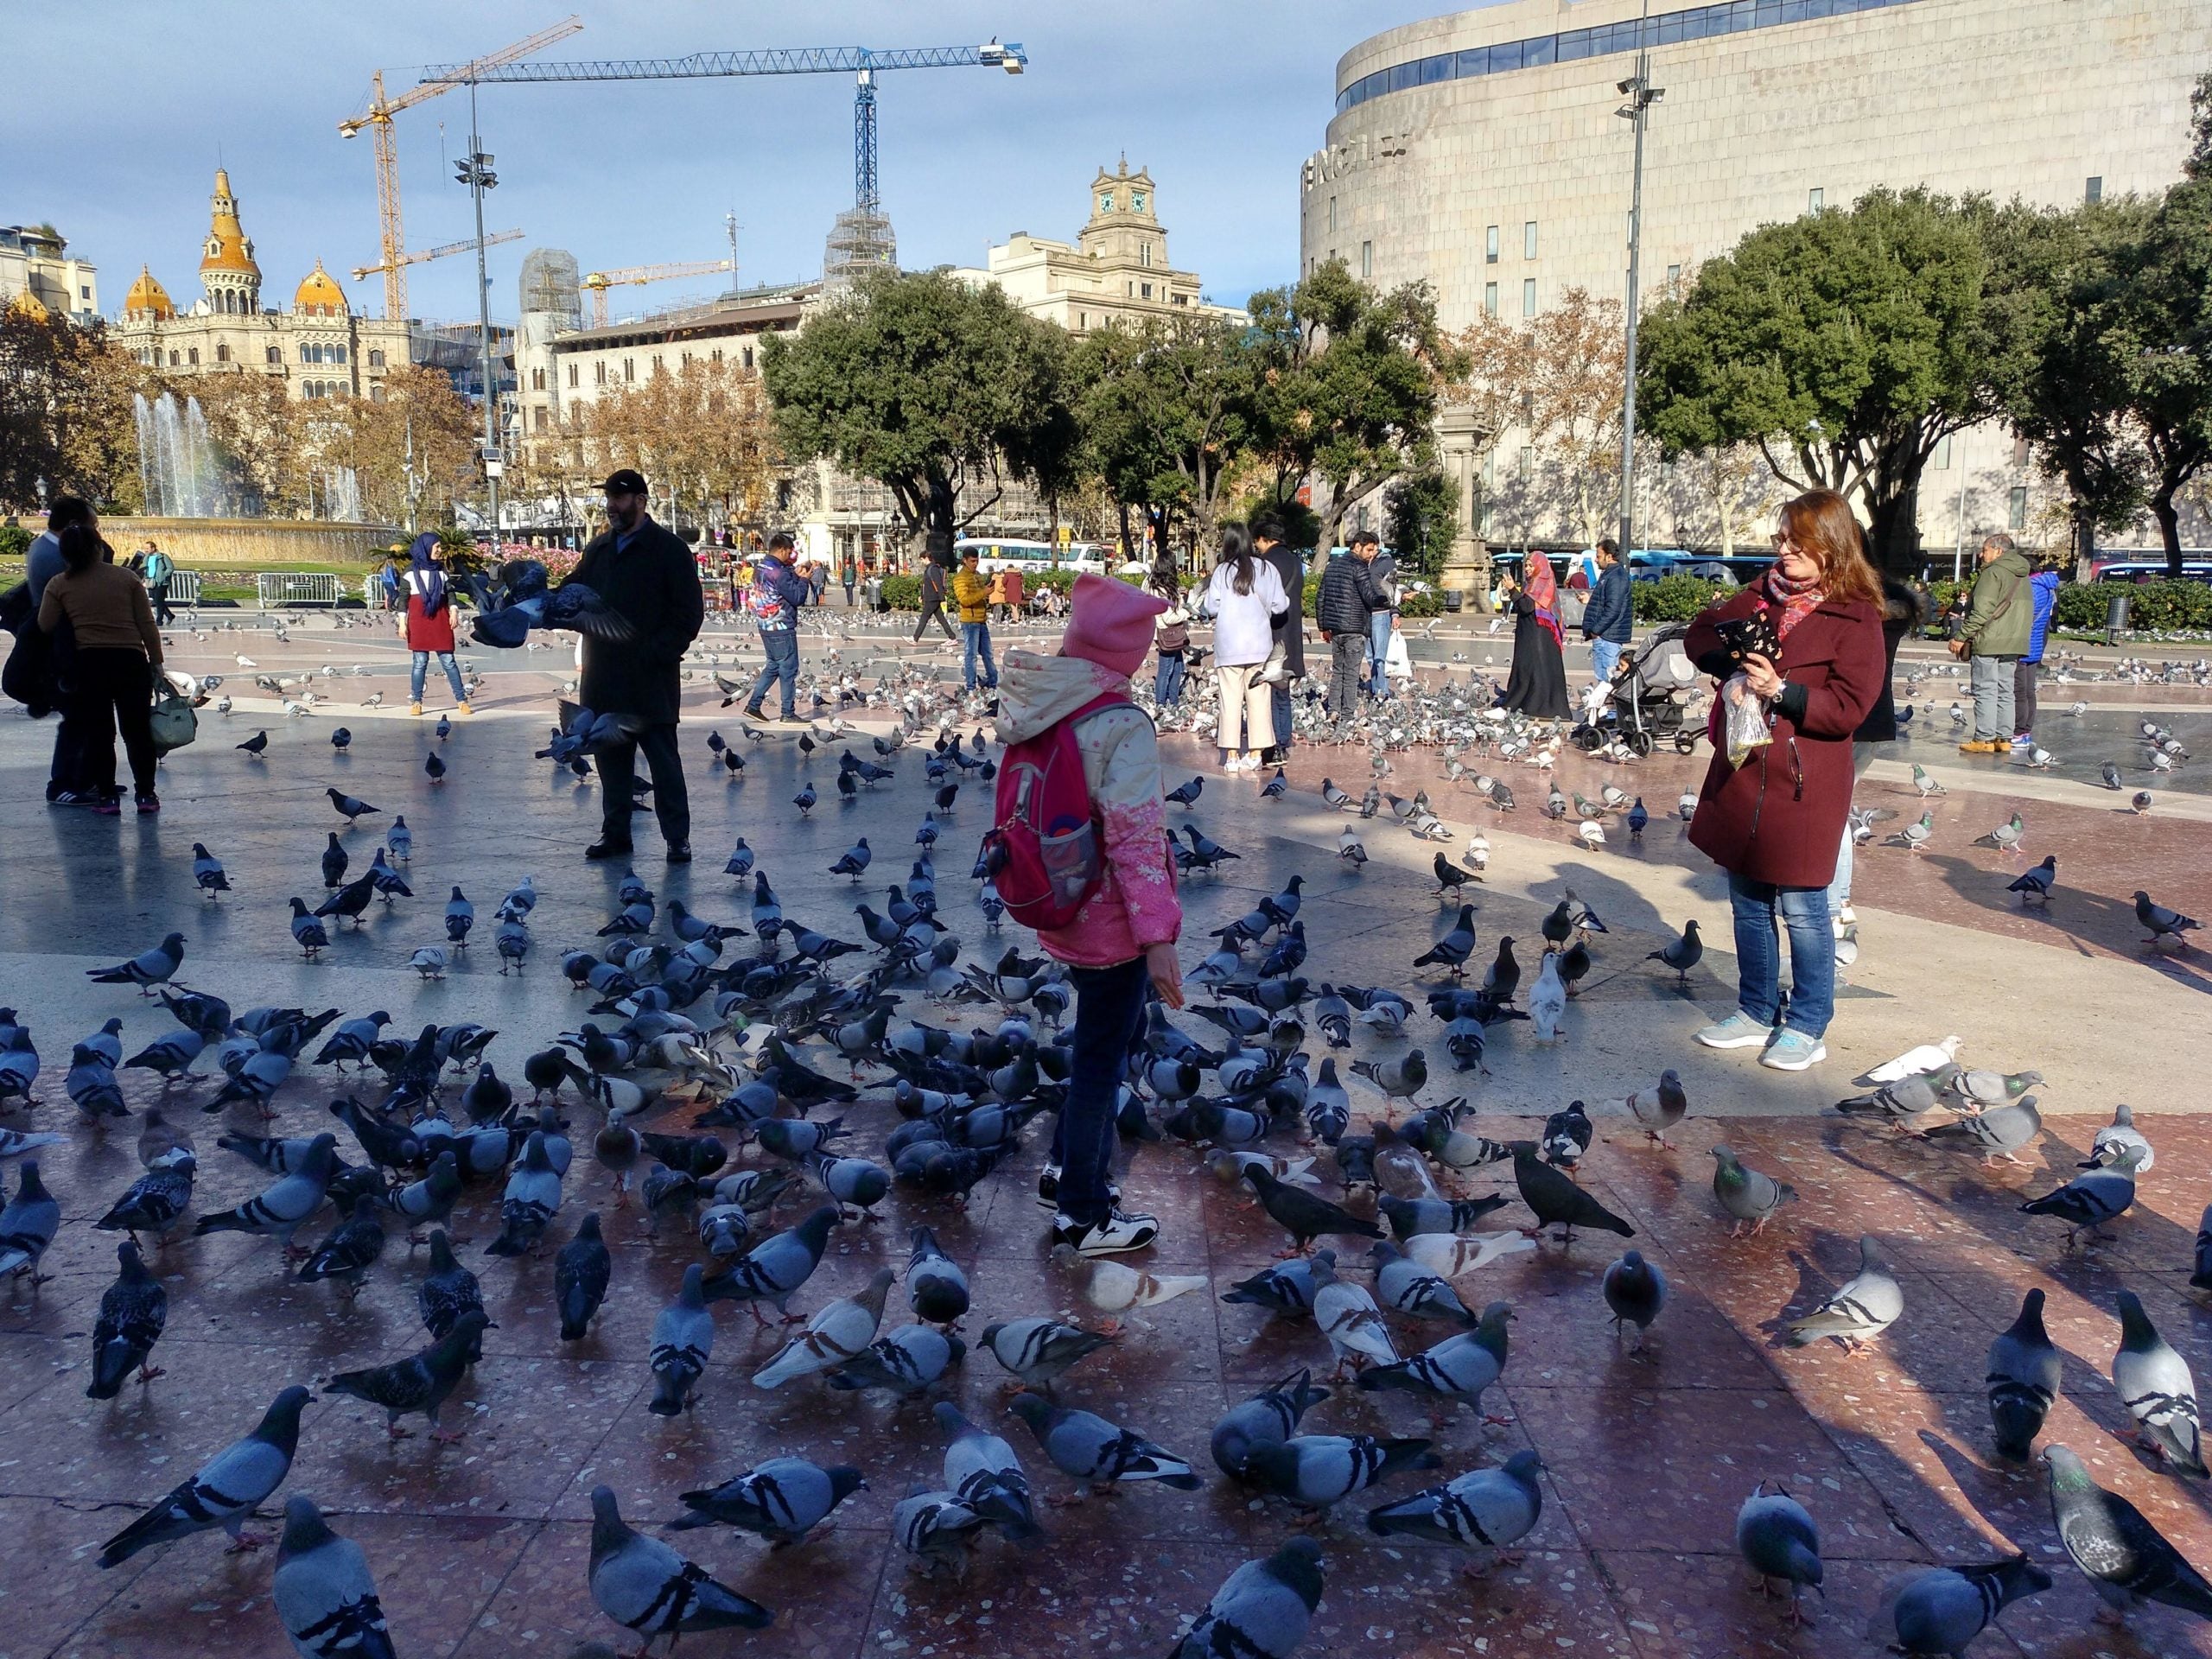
left=564, top=468, right=706, bottom=863
left=1253, top=511, right=1306, bottom=766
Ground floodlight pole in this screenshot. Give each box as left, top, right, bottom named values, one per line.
left=1617, top=3, right=1662, bottom=560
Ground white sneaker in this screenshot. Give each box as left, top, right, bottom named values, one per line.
left=1052, top=1210, right=1160, bottom=1256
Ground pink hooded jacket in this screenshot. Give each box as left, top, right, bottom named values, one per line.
left=993, top=649, right=1182, bottom=968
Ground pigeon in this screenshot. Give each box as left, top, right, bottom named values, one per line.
left=1737, top=1481, right=1824, bottom=1624
left=1624, top=1070, right=1688, bottom=1146
left=1834, top=1071, right=1947, bottom=1135
left=1785, top=1234, right=1903, bottom=1352
left=1888, top=810, right=1935, bottom=850
left=94, top=1159, right=196, bottom=1244
left=86, top=1240, right=168, bottom=1398
left=890, top=1490, right=988, bottom=1578
left=978, top=1317, right=1116, bottom=1393
left=1510, top=1144, right=1633, bottom=1241
left=1876, top=1557, right=2052, bottom=1656
left=268, top=1497, right=397, bottom=1659
left=417, top=1230, right=486, bottom=1355
left=296, top=1194, right=387, bottom=1297
left=1008, top=1391, right=1201, bottom=1492
left=238, top=728, right=269, bottom=756
left=2082, top=1103, right=2155, bottom=1173
left=1052, top=1244, right=1207, bottom=1324
left=191, top=842, right=232, bottom=899
left=1167, top=1537, right=1324, bottom=1659
left=1369, top=1241, right=1480, bottom=1326
left=2133, top=891, right=2199, bottom=947
left=752, top=1267, right=895, bottom=1389
left=2113, top=1290, right=2207, bottom=1478
left=1243, top=1166, right=1385, bottom=1255
left=934, top=1401, right=1042, bottom=1544
left=906, top=1224, right=971, bottom=1325
left=1986, top=1289, right=2061, bottom=1463
left=826, top=1324, right=965, bottom=1396
left=1312, top=1250, right=1401, bottom=1375
left=2045, top=1442, right=2212, bottom=1624
left=1601, top=1249, right=1668, bottom=1349
left=588, top=1485, right=773, bottom=1644
left=648, top=1264, right=716, bottom=1415
left=1646, top=919, right=1701, bottom=985
left=1241, top=1432, right=1440, bottom=1516
left=1211, top=1370, right=1332, bottom=1479
left=1711, top=1145, right=1795, bottom=1236
left=1350, top=1048, right=1427, bottom=1103
left=2020, top=1147, right=2142, bottom=1249
left=2007, top=855, right=2057, bottom=906
left=193, top=1135, right=336, bottom=1257
left=323, top=1310, right=488, bottom=1441
left=1974, top=811, right=2025, bottom=854
left=555, top=1213, right=613, bottom=1341
left=1540, top=1099, right=1592, bottom=1168
left=86, top=931, right=187, bottom=995
left=485, top=1132, right=563, bottom=1256
left=1356, top=1306, right=1515, bottom=1417
left=669, top=1457, right=868, bottom=1544
left=1413, top=905, right=1478, bottom=978
left=325, top=787, right=379, bottom=823
left=1367, top=1449, right=1547, bottom=1571
left=702, top=1205, right=841, bottom=1324
left=99, top=1386, right=312, bottom=1566
left=1923, top=1096, right=2044, bottom=1166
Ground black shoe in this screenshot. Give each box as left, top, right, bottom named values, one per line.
left=665, top=843, right=692, bottom=865
left=584, top=838, right=633, bottom=861
left=1051, top=1210, right=1160, bottom=1256
left=1035, top=1165, right=1120, bottom=1210
left=743, top=702, right=766, bottom=721
left=1261, top=747, right=1285, bottom=767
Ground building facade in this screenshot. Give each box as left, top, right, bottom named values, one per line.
left=111, top=169, right=412, bottom=403
left=1304, top=0, right=2212, bottom=558
left=0, top=225, right=99, bottom=324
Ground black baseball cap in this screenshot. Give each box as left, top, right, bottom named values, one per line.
left=601, top=468, right=647, bottom=495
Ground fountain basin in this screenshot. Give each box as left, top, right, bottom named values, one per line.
left=102, top=517, right=401, bottom=566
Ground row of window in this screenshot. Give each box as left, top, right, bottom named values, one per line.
left=563, top=341, right=760, bottom=389
left=1484, top=222, right=1540, bottom=263
left=1482, top=279, right=1542, bottom=320
left=1336, top=0, right=1926, bottom=113
left=135, top=344, right=385, bottom=368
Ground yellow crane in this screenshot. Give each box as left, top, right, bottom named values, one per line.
left=339, top=16, right=582, bottom=321
left=582, top=259, right=735, bottom=327
left=351, top=227, right=524, bottom=283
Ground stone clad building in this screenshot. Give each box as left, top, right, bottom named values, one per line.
left=0, top=225, right=99, bottom=324
left=112, top=169, right=411, bottom=403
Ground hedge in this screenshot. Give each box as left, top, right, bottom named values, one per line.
left=1632, top=575, right=1729, bottom=623
left=1929, top=576, right=2212, bottom=634
left=0, top=524, right=29, bottom=562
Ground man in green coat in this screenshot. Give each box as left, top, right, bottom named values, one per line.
left=1955, top=531, right=2032, bottom=753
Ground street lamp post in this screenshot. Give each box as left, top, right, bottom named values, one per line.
left=1617, top=3, right=1662, bottom=561
left=457, top=83, right=502, bottom=547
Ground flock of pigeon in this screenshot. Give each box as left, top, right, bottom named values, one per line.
left=0, top=602, right=2207, bottom=1659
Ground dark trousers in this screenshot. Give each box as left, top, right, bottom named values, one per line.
left=1271, top=683, right=1294, bottom=755
left=1328, top=632, right=1365, bottom=720
left=2012, top=658, right=2039, bottom=737
left=72, top=648, right=157, bottom=798
left=914, top=598, right=956, bottom=641
left=597, top=721, right=689, bottom=849
left=150, top=582, right=175, bottom=626
left=1051, top=956, right=1150, bottom=1225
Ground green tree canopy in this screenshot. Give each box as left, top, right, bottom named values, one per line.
left=1636, top=188, right=2011, bottom=569
left=0, top=307, right=142, bottom=512
left=760, top=268, right=1071, bottom=549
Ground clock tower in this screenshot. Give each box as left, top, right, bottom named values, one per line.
left=1078, top=156, right=1166, bottom=270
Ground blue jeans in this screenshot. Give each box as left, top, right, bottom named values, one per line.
left=1052, top=956, right=1150, bottom=1224
left=1589, top=637, right=1622, bottom=684
left=1271, top=683, right=1294, bottom=753
left=1155, top=652, right=1185, bottom=707
left=410, top=651, right=465, bottom=704
left=963, top=622, right=998, bottom=690
left=1367, top=612, right=1392, bottom=698
left=749, top=627, right=799, bottom=717
left=1728, top=871, right=1834, bottom=1039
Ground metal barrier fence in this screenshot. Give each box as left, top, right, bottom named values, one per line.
left=255, top=571, right=347, bottom=607
left=165, top=571, right=202, bottom=604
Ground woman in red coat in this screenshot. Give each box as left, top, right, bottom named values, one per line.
left=399, top=532, right=471, bottom=716
left=1683, top=489, right=1884, bottom=1071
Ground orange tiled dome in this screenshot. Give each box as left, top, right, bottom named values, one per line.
left=293, top=260, right=347, bottom=316
left=124, top=264, right=175, bottom=321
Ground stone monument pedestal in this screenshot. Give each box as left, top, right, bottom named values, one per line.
left=1436, top=404, right=1493, bottom=613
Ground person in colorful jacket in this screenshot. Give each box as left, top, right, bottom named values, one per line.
left=2016, top=559, right=2062, bottom=746
left=994, top=572, right=1182, bottom=1257
left=952, top=546, right=999, bottom=692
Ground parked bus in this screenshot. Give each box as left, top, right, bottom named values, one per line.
left=2088, top=553, right=2212, bottom=583
left=953, top=537, right=1109, bottom=575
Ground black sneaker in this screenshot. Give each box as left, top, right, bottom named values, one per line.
left=584, top=839, right=634, bottom=861
left=665, top=843, right=692, bottom=865
left=1052, top=1210, right=1160, bottom=1257
left=48, top=790, right=100, bottom=808
left=1261, top=746, right=1285, bottom=767
left=742, top=702, right=766, bottom=721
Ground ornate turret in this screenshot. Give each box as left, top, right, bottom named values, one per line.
left=198, top=168, right=261, bottom=315
left=123, top=265, right=176, bottom=321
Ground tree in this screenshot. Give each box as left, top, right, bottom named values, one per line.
left=563, top=357, right=780, bottom=533
left=1636, top=188, right=2012, bottom=570
left=331, top=365, right=480, bottom=530
left=760, top=268, right=1071, bottom=554
left=189, top=370, right=309, bottom=516
left=1522, top=287, right=1627, bottom=549
left=1247, top=257, right=1463, bottom=552
left=1383, top=467, right=1457, bottom=577
left=0, top=306, right=144, bottom=512
left=2118, top=172, right=2212, bottom=572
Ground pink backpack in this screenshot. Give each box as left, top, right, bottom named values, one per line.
left=987, top=692, right=1129, bottom=931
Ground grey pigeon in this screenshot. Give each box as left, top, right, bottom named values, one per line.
left=1986, top=1289, right=2061, bottom=1463
left=1877, top=1558, right=2051, bottom=1657
left=1370, top=1241, right=1478, bottom=1325
left=702, top=1205, right=840, bottom=1324
left=417, top=1229, right=486, bottom=1357
left=2082, top=1103, right=2154, bottom=1173
left=0, top=1160, right=61, bottom=1286
left=978, top=1316, right=1115, bottom=1393
left=272, top=1496, right=397, bottom=1659
left=1711, top=1145, right=1795, bottom=1236
left=587, top=1484, right=772, bottom=1644
left=86, top=931, right=187, bottom=993
left=296, top=1194, right=386, bottom=1297
left=1785, top=1235, right=1902, bottom=1352
left=1923, top=1097, right=2044, bottom=1166
left=485, top=1131, right=563, bottom=1257
left=1222, top=1256, right=1325, bottom=1319
left=890, top=1489, right=988, bottom=1578
left=1624, top=1069, right=1688, bottom=1146
left=1374, top=1192, right=1508, bottom=1241
left=2007, top=855, right=2057, bottom=906
left=826, top=1324, right=964, bottom=1396
left=99, top=1385, right=311, bottom=1566
left=323, top=1310, right=488, bottom=1441
left=1242, top=1165, right=1385, bottom=1254
left=1834, top=1071, right=1946, bottom=1134
left=1168, top=1536, right=1324, bottom=1659
left=1737, top=1481, right=1823, bottom=1624
left=2134, top=890, right=2200, bottom=946
left=1511, top=1143, right=1633, bottom=1241
left=1007, top=1390, right=1201, bottom=1491
left=2113, top=1290, right=2206, bottom=1478
left=1211, top=1370, right=1332, bottom=1478
left=752, top=1267, right=894, bottom=1388
left=648, top=1264, right=715, bottom=1416
left=87, top=1240, right=168, bottom=1398
left=935, top=1400, right=1042, bottom=1543
left=1240, top=1433, right=1440, bottom=1515
left=2194, top=1203, right=2212, bottom=1294
left=194, top=1135, right=335, bottom=1257
left=668, top=1457, right=866, bottom=1543
left=2044, top=1445, right=2212, bottom=1621
left=556, top=1213, right=613, bottom=1341
left=1646, top=919, right=1702, bottom=985
left=1601, top=1249, right=1668, bottom=1350
left=1356, top=1304, right=1514, bottom=1419
left=2020, top=1147, right=2142, bottom=1249
left=906, top=1224, right=970, bottom=1325
left=1368, top=1449, right=1546, bottom=1569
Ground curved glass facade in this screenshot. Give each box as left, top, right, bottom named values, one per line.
left=1336, top=0, right=1926, bottom=113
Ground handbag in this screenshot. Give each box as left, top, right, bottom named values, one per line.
left=149, top=685, right=199, bottom=755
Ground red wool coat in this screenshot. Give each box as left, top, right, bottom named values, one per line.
left=1683, top=586, right=1885, bottom=889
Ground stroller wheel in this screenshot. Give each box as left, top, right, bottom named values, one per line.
left=1627, top=729, right=1655, bottom=758
left=1674, top=732, right=1699, bottom=755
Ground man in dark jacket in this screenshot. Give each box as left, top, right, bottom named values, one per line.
left=742, top=531, right=811, bottom=723
left=1315, top=534, right=1383, bottom=721
left=912, top=537, right=957, bottom=641
left=1956, top=531, right=2032, bottom=753
left=565, top=468, right=706, bottom=863
left=1253, top=511, right=1305, bottom=764
left=1580, top=538, right=1633, bottom=684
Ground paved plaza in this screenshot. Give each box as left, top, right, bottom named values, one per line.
left=2, top=609, right=2210, bottom=1659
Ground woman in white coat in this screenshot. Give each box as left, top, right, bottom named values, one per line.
left=1198, top=523, right=1290, bottom=772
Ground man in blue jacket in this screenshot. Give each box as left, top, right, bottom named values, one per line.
left=742, top=530, right=811, bottom=725
left=2015, top=557, right=2061, bottom=747
left=1580, top=538, right=1633, bottom=684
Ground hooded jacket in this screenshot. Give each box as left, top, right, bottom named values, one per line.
left=994, top=650, right=1181, bottom=968
left=1961, top=547, right=2033, bottom=658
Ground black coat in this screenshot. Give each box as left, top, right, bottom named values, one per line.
left=1498, top=593, right=1572, bottom=719
left=1314, top=552, right=1381, bottom=636
left=564, top=518, right=705, bottom=723
left=1852, top=576, right=1921, bottom=744
left=1263, top=544, right=1307, bottom=677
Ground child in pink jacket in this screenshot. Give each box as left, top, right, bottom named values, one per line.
left=993, top=572, right=1184, bottom=1256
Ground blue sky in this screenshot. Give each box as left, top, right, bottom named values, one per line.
left=9, top=2, right=1472, bottom=327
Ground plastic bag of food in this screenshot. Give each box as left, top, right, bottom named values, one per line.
left=1721, top=671, right=1772, bottom=768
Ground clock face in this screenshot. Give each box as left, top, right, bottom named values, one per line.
left=1098, top=192, right=1116, bottom=214
left=1131, top=192, right=1147, bottom=213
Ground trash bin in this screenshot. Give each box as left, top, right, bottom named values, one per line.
left=1442, top=590, right=1464, bottom=613
left=2106, top=592, right=2130, bottom=645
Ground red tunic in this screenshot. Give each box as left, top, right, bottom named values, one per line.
left=404, top=591, right=456, bottom=654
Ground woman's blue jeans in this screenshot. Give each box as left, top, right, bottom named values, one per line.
left=1728, top=871, right=1834, bottom=1038
left=1155, top=652, right=1186, bottom=707
left=410, top=652, right=465, bottom=703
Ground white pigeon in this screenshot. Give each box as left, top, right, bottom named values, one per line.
left=750, top=1268, right=893, bottom=1389
left=1053, top=1245, right=1208, bottom=1322
left=1864, top=1035, right=1962, bottom=1084
left=408, top=947, right=447, bottom=981
left=1577, top=819, right=1605, bottom=847
left=1527, top=951, right=1567, bottom=1044
left=1338, top=826, right=1368, bottom=865
left=1402, top=1231, right=1539, bottom=1278
left=1313, top=1254, right=1399, bottom=1376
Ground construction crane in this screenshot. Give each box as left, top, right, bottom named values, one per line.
left=416, top=41, right=1027, bottom=278
left=339, top=16, right=582, bottom=320
left=582, top=260, right=736, bottom=327
left=351, top=227, right=524, bottom=284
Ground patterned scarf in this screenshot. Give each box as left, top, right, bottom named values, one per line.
left=1522, top=556, right=1566, bottom=650
left=1758, top=562, right=1824, bottom=642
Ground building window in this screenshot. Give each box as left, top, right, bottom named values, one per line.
left=680, top=351, right=692, bottom=367
left=1808, top=188, right=1824, bottom=213
left=1328, top=197, right=1338, bottom=233
left=265, top=346, right=280, bottom=365
left=1523, top=220, right=1538, bottom=258
left=1522, top=278, right=1536, bottom=317
left=2012, top=437, right=2031, bottom=467
left=1141, top=282, right=1153, bottom=299
left=1519, top=391, right=1534, bottom=425
left=534, top=407, right=548, bottom=431
left=1933, top=436, right=1952, bottom=470
left=1140, top=243, right=1151, bottom=268
left=1518, top=447, right=1533, bottom=481
left=532, top=368, right=545, bottom=391
left=215, top=344, right=230, bottom=363
left=368, top=349, right=385, bottom=368
left=1484, top=282, right=1498, bottom=318
left=80, top=284, right=90, bottom=301
left=2007, top=486, right=2028, bottom=531
left=594, top=362, right=607, bottom=385
left=168, top=350, right=179, bottom=366
left=710, top=347, right=722, bottom=365
left=1078, top=312, right=1087, bottom=329
left=623, top=357, right=634, bottom=382
left=2086, top=175, right=2103, bottom=204
left=741, top=346, right=753, bottom=369
left=568, top=364, right=578, bottom=387
left=652, top=353, right=664, bottom=375
left=1361, top=241, right=1373, bottom=278
left=1173, top=293, right=1187, bottom=305
left=188, top=347, right=199, bottom=365
left=333, top=345, right=346, bottom=365
left=1485, top=225, right=1499, bottom=264
left=370, top=385, right=385, bottom=404
left=1666, top=263, right=1681, bottom=283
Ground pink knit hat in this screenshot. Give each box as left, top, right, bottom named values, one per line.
left=1060, top=571, right=1168, bottom=679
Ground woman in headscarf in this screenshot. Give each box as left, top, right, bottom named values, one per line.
left=1497, top=553, right=1572, bottom=718
left=400, top=532, right=470, bottom=717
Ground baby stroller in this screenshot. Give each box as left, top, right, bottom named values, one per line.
left=1573, top=621, right=1704, bottom=756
